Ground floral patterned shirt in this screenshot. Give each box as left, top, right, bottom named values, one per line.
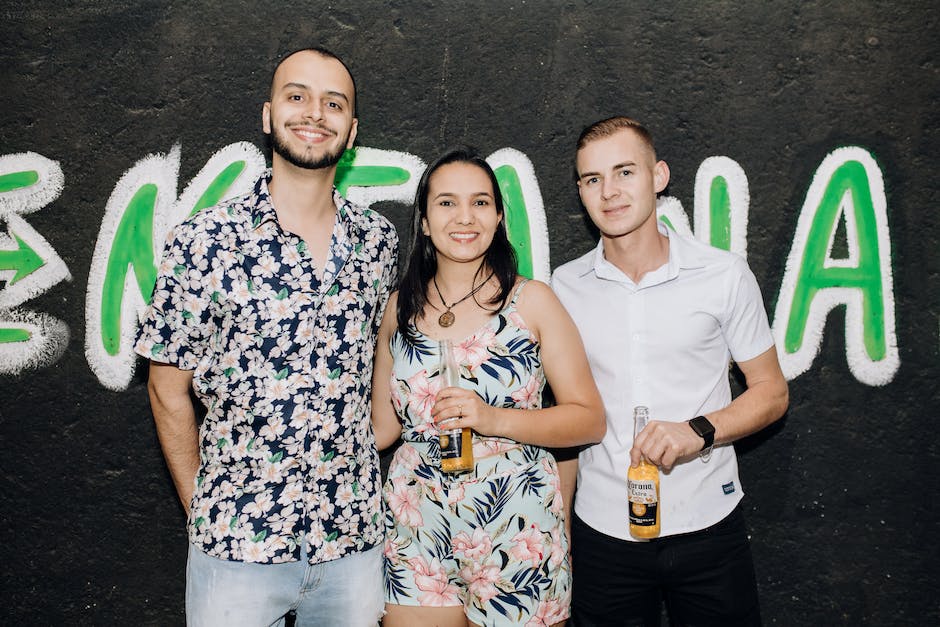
left=135, top=171, right=399, bottom=564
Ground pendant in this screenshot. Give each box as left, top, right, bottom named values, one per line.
left=438, top=310, right=455, bottom=327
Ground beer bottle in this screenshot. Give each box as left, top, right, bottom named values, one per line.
left=438, top=339, right=473, bottom=473
left=628, top=406, right=660, bottom=538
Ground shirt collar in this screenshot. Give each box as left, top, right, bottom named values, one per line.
left=586, top=220, right=708, bottom=285
left=248, top=169, right=364, bottom=238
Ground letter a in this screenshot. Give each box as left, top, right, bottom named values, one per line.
left=772, top=147, right=898, bottom=385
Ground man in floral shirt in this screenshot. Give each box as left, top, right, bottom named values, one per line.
left=135, top=47, right=398, bottom=626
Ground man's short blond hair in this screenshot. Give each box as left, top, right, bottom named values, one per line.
left=576, top=116, right=656, bottom=159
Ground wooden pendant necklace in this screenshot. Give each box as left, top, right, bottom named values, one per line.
left=433, top=272, right=494, bottom=327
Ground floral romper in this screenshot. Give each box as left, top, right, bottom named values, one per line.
left=382, top=281, right=571, bottom=627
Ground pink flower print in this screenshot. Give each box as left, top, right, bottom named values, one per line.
left=394, top=444, right=422, bottom=471
left=409, top=556, right=460, bottom=606
left=386, top=476, right=424, bottom=528
left=509, top=311, right=538, bottom=342
left=525, top=598, right=568, bottom=627
left=456, top=326, right=496, bottom=370
left=542, top=457, right=564, bottom=514
left=452, top=527, right=493, bottom=562
left=510, top=524, right=545, bottom=567
left=458, top=561, right=501, bottom=603
left=446, top=482, right=465, bottom=506
left=511, top=375, right=541, bottom=409
left=406, top=369, right=441, bottom=426
left=549, top=526, right=566, bottom=568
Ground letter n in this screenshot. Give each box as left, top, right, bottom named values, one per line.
left=772, top=147, right=898, bottom=385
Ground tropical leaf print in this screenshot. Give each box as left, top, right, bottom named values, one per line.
left=471, top=475, right=519, bottom=528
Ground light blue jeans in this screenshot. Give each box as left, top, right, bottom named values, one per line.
left=185, top=543, right=384, bottom=627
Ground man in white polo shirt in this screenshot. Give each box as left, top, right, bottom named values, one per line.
left=552, top=116, right=789, bottom=626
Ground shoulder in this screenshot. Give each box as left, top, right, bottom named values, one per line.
left=551, top=248, right=595, bottom=284
left=343, top=197, right=398, bottom=240
left=173, top=190, right=254, bottom=241
left=514, top=278, right=563, bottom=319
left=674, top=229, right=749, bottom=274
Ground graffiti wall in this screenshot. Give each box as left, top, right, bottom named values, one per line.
left=1, top=1, right=937, bottom=624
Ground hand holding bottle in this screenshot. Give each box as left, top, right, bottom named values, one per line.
left=630, top=418, right=706, bottom=471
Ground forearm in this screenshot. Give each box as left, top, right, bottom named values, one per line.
left=710, top=377, right=789, bottom=445
left=372, top=413, right=403, bottom=451
left=487, top=403, right=605, bottom=448
left=148, top=375, right=200, bottom=514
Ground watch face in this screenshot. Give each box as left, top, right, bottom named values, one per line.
left=691, top=416, right=714, bottom=436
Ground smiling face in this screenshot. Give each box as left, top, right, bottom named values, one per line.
left=421, top=161, right=502, bottom=266
left=262, top=50, right=358, bottom=171
left=576, top=128, right=669, bottom=242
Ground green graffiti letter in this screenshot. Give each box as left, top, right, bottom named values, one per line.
left=494, top=165, right=534, bottom=279
left=0, top=170, right=40, bottom=193
left=709, top=177, right=732, bottom=251
left=772, top=147, right=897, bottom=386
left=334, top=149, right=411, bottom=197
left=100, top=184, right=158, bottom=355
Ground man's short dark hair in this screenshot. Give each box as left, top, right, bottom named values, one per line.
left=270, top=46, right=357, bottom=115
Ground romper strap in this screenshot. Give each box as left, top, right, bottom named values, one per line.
left=508, top=278, right=529, bottom=308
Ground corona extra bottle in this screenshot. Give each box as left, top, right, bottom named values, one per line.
left=438, top=339, right=473, bottom=473
left=628, top=406, right=660, bottom=538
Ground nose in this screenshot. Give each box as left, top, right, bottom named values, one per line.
left=455, top=201, right=474, bottom=225
left=601, top=177, right=619, bottom=200
left=304, top=99, right=324, bottom=122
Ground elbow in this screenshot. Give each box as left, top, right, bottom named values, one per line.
left=585, top=402, right=607, bottom=444
left=769, top=380, right=790, bottom=424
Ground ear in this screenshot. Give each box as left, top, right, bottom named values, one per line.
left=653, top=161, right=670, bottom=193
left=421, top=217, right=429, bottom=236
left=346, top=118, right=359, bottom=148
left=262, top=102, right=272, bottom=135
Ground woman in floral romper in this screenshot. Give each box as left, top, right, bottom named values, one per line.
left=372, top=147, right=605, bottom=627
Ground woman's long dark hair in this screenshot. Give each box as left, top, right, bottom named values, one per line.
left=397, top=146, right=518, bottom=342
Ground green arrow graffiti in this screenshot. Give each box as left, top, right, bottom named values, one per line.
left=0, top=170, right=40, bottom=193
left=0, top=234, right=45, bottom=284
left=494, top=165, right=534, bottom=279
left=334, top=149, right=411, bottom=197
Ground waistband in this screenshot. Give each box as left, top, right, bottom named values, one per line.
left=397, top=439, right=551, bottom=485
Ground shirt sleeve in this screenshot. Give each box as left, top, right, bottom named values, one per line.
left=721, top=255, right=775, bottom=363
left=134, top=224, right=213, bottom=370
left=373, top=225, right=400, bottom=333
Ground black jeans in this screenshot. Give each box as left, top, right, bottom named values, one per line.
left=570, top=505, right=761, bottom=627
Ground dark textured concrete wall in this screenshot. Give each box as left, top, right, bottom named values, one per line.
left=1, top=1, right=937, bottom=624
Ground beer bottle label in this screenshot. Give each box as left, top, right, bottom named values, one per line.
left=628, top=479, right=658, bottom=526
left=440, top=429, right=463, bottom=460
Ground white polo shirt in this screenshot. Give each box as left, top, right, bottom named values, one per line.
left=552, top=222, right=774, bottom=540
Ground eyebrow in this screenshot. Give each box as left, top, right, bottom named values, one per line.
left=578, top=161, right=636, bottom=180
left=281, top=83, right=351, bottom=104
left=432, top=191, right=494, bottom=200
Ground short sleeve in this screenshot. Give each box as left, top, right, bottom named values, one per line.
left=721, top=255, right=775, bottom=363
left=134, top=225, right=213, bottom=370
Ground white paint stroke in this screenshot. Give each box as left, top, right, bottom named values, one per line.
left=0, top=152, right=64, bottom=217
left=694, top=156, right=750, bottom=257
left=0, top=308, right=69, bottom=374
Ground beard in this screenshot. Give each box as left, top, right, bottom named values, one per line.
left=270, top=124, right=350, bottom=170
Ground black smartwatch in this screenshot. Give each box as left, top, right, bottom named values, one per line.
left=689, top=415, right=715, bottom=451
